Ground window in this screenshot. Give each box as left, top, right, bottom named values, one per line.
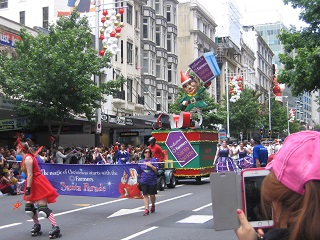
left=121, top=40, right=124, bottom=63
left=168, top=63, right=172, bottom=82
left=43, top=7, right=49, bottom=29
left=155, top=0, right=160, bottom=14
left=134, top=10, right=139, bottom=28
left=157, top=104, right=161, bottom=111
left=143, top=51, right=149, bottom=73
left=166, top=5, right=171, bottom=22
left=135, top=46, right=138, bottom=68
left=20, top=11, right=25, bottom=25
left=156, top=58, right=161, bottom=78
left=162, top=26, right=166, bottom=48
left=203, top=23, right=207, bottom=35
left=156, top=26, right=161, bottom=46
left=151, top=52, right=155, bottom=75
left=127, top=42, right=133, bottom=64
left=167, top=33, right=172, bottom=52
left=143, top=18, right=148, bottom=38
left=126, top=3, right=132, bottom=25
left=127, top=78, right=133, bottom=102
left=150, top=19, right=155, bottom=41
left=0, top=0, right=8, bottom=9
left=157, top=91, right=161, bottom=97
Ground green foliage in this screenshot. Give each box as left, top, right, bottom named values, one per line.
left=278, top=0, right=320, bottom=96
left=0, top=10, right=123, bottom=134
left=168, top=85, right=221, bottom=128
left=217, top=88, right=261, bottom=139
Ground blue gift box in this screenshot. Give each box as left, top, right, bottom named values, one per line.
left=203, top=52, right=221, bottom=77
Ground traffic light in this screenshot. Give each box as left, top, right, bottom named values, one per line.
left=268, top=130, right=271, bottom=136
left=260, top=128, right=263, bottom=135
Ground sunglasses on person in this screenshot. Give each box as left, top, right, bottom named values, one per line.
left=144, top=151, right=150, bottom=154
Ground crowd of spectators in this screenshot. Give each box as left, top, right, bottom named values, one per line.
left=0, top=141, right=149, bottom=196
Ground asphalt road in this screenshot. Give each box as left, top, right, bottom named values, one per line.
left=0, top=178, right=236, bottom=240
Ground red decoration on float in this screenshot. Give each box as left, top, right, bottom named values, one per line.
left=110, top=31, right=116, bottom=37
left=99, top=34, right=104, bottom=40
left=99, top=49, right=105, bottom=56
left=118, top=8, right=125, bottom=14
left=102, top=10, right=108, bottom=16
left=115, top=26, right=122, bottom=33
left=101, top=17, right=106, bottom=23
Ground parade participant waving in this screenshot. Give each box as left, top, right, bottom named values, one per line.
left=137, top=148, right=159, bottom=216
left=213, top=140, right=238, bottom=173
left=17, top=139, right=61, bottom=238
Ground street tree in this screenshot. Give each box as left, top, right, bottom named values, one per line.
left=0, top=10, right=124, bottom=145
left=217, top=88, right=261, bottom=140
left=278, top=0, right=320, bottom=96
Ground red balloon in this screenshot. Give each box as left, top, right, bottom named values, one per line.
left=99, top=49, right=105, bottom=56
left=110, top=31, right=116, bottom=37
left=101, top=17, right=106, bottom=23
left=115, top=26, right=122, bottom=33
left=99, top=34, right=104, bottom=40
left=102, top=10, right=108, bottom=16
left=118, top=8, right=125, bottom=15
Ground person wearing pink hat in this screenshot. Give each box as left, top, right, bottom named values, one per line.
left=235, top=130, right=320, bottom=240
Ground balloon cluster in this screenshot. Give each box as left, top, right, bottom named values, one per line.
left=99, top=8, right=125, bottom=56
left=229, top=76, right=243, bottom=102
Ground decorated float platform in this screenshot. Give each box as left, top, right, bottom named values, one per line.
left=152, top=129, right=218, bottom=182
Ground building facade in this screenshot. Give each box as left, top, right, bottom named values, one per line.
left=141, top=0, right=179, bottom=114
left=177, top=0, right=218, bottom=98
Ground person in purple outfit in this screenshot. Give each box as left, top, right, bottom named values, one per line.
left=213, top=140, right=238, bottom=173
left=236, top=142, right=253, bottom=169
left=137, top=148, right=158, bottom=216
left=116, top=144, right=130, bottom=164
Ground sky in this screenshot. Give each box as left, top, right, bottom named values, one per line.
left=196, top=0, right=306, bottom=29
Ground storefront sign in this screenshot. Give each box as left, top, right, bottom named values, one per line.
left=0, top=31, right=21, bottom=48
left=0, top=118, right=28, bottom=131
left=119, top=131, right=139, bottom=137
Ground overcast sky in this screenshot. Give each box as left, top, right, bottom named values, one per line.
left=197, top=0, right=306, bottom=29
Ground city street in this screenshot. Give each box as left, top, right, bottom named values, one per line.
left=0, top=178, right=236, bottom=240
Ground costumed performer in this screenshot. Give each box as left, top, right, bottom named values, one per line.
left=179, top=71, right=211, bottom=112
left=17, top=139, right=61, bottom=238
left=213, top=140, right=239, bottom=173
left=236, top=142, right=254, bottom=169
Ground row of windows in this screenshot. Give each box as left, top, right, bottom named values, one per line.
left=17, top=7, right=49, bottom=29
left=154, top=0, right=177, bottom=24
left=143, top=51, right=177, bottom=83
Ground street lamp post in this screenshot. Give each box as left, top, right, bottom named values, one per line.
left=268, top=88, right=272, bottom=136
left=226, top=62, right=230, bottom=139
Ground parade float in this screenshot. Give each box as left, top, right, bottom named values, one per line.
left=152, top=52, right=221, bottom=183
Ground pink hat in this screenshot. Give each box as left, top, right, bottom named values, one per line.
left=266, top=131, right=320, bottom=195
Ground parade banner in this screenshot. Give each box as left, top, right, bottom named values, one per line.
left=39, top=163, right=142, bottom=199
left=165, top=131, right=198, bottom=167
